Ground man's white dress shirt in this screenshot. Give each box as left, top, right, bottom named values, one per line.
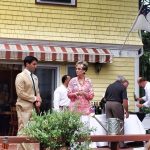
left=142, top=82, right=150, bottom=107
left=53, top=84, right=70, bottom=111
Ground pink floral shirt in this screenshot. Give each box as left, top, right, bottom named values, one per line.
left=68, top=77, right=94, bottom=115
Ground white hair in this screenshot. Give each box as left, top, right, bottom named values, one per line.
left=116, top=75, right=126, bottom=82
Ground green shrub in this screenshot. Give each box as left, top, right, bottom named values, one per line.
left=21, top=110, right=93, bottom=150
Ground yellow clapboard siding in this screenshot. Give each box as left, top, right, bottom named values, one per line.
left=0, top=0, right=141, bottom=45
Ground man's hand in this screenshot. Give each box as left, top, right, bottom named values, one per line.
left=77, top=90, right=87, bottom=97
left=35, top=101, right=41, bottom=107
left=124, top=109, right=129, bottom=118
left=35, top=95, right=42, bottom=107
left=36, top=95, right=42, bottom=102
left=136, top=97, right=143, bottom=101
left=136, top=103, right=143, bottom=108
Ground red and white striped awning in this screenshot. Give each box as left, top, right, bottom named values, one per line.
left=0, top=44, right=113, bottom=63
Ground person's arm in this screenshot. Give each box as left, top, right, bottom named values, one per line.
left=68, top=79, right=78, bottom=101
left=137, top=86, right=150, bottom=108
left=68, top=92, right=78, bottom=100
left=143, top=101, right=150, bottom=107
left=79, top=79, right=94, bottom=101
left=138, top=93, right=150, bottom=108
left=53, top=88, right=60, bottom=111
left=35, top=77, right=42, bottom=107
left=141, top=96, right=146, bottom=101
left=122, top=89, right=129, bottom=118
left=35, top=94, right=42, bottom=107
left=136, top=96, right=146, bottom=108
left=123, top=99, right=129, bottom=118
left=136, top=103, right=144, bottom=108
left=136, top=97, right=144, bottom=101
left=15, top=74, right=36, bottom=103
left=137, top=99, right=150, bottom=108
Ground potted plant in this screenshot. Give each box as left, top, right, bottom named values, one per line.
left=21, top=110, right=92, bottom=150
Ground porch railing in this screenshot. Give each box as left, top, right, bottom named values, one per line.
left=0, top=134, right=150, bottom=150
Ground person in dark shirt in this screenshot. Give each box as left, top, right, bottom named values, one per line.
left=104, top=77, right=129, bottom=120
left=104, top=76, right=129, bottom=148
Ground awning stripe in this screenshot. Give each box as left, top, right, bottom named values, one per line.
left=50, top=46, right=56, bottom=61
left=82, top=48, right=89, bottom=62
left=92, top=48, right=99, bottom=62
left=16, top=44, right=23, bottom=60
left=61, top=47, right=67, bottom=61
left=0, top=44, right=113, bottom=63
left=4, top=44, right=11, bottom=60
left=27, top=45, right=34, bottom=57
left=103, top=49, right=111, bottom=63
left=38, top=45, right=45, bottom=61
left=72, top=47, right=78, bottom=62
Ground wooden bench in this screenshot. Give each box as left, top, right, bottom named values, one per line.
left=1, top=134, right=150, bottom=150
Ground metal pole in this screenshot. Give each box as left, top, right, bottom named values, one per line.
left=121, top=2, right=144, bottom=50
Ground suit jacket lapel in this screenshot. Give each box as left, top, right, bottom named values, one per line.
left=22, top=69, right=32, bottom=84
left=23, top=69, right=38, bottom=93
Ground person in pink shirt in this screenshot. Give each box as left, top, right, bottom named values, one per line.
left=68, top=61, right=94, bottom=115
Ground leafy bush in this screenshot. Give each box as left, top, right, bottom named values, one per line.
left=21, top=110, right=92, bottom=150
left=141, top=107, right=150, bottom=114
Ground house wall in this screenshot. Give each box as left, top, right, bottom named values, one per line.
left=0, top=0, right=141, bottom=45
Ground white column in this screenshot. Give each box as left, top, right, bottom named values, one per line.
left=134, top=57, right=139, bottom=112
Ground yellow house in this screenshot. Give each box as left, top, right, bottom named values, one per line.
left=0, top=0, right=142, bottom=112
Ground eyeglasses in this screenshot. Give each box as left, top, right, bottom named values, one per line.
left=76, top=68, right=82, bottom=70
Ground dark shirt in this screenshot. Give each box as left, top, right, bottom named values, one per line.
left=104, top=80, right=128, bottom=103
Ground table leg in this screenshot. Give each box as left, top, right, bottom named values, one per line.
left=110, top=142, right=119, bottom=150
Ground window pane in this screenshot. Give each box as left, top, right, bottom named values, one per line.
left=35, top=67, right=57, bottom=112
left=68, top=66, right=76, bottom=78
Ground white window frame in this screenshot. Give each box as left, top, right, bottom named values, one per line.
left=36, top=0, right=77, bottom=6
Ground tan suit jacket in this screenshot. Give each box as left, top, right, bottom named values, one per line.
left=15, top=69, right=40, bottom=111
left=15, top=69, right=41, bottom=150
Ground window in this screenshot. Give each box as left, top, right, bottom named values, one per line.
left=67, top=65, right=76, bottom=78
left=36, top=0, right=77, bottom=6
left=35, top=66, right=57, bottom=112
left=0, top=64, right=22, bottom=106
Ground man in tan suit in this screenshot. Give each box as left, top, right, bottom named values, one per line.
left=15, top=56, right=42, bottom=150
